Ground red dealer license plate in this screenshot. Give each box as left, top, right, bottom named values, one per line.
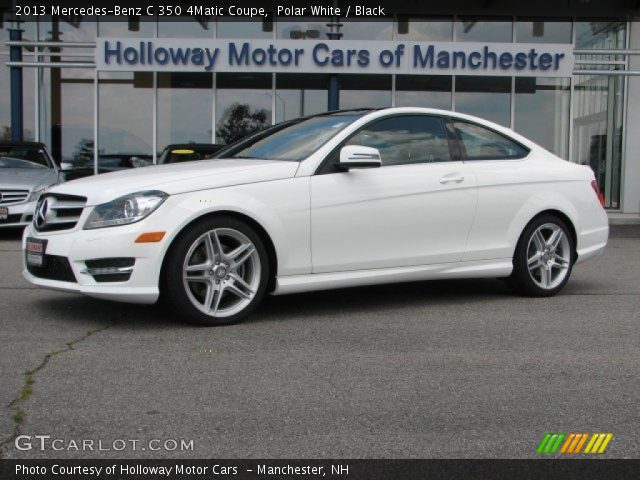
left=26, top=237, right=47, bottom=267
left=0, top=207, right=8, bottom=221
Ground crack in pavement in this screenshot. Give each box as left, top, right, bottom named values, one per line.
left=0, top=319, right=119, bottom=458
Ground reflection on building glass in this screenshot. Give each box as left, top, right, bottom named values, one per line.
left=157, top=73, right=213, bottom=152
left=276, top=74, right=329, bottom=122
left=216, top=73, right=272, bottom=144
left=277, top=18, right=329, bottom=39
left=395, top=76, right=452, bottom=110
left=515, top=77, right=570, bottom=158
left=158, top=20, right=214, bottom=38
left=339, top=75, right=392, bottom=109
left=98, top=17, right=155, bottom=37
left=216, top=19, right=273, bottom=38
left=455, top=76, right=512, bottom=127
left=396, top=16, right=453, bottom=41
left=340, top=21, right=394, bottom=40
left=98, top=72, right=153, bottom=169
left=573, top=74, right=624, bottom=208
left=515, top=19, right=572, bottom=44
left=455, top=17, right=513, bottom=42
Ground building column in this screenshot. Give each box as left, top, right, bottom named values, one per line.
left=622, top=21, right=640, bottom=214
left=8, top=27, right=23, bottom=141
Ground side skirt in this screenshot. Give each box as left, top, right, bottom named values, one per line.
left=272, top=259, right=513, bottom=295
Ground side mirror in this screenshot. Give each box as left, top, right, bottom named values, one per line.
left=338, top=145, right=382, bottom=170
left=60, top=161, right=73, bottom=171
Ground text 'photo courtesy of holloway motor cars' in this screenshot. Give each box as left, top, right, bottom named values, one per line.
left=22, top=108, right=608, bottom=326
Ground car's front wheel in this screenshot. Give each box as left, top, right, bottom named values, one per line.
left=163, top=216, right=269, bottom=325
left=507, top=214, right=575, bottom=297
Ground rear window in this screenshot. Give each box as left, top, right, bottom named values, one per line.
left=452, top=121, right=529, bottom=160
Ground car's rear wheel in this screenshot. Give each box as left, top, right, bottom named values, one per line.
left=164, top=216, right=269, bottom=325
left=507, top=215, right=575, bottom=297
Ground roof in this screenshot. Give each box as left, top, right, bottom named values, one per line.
left=0, top=141, right=47, bottom=148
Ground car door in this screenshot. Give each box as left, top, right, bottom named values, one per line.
left=448, top=120, right=532, bottom=262
left=310, top=114, right=478, bottom=274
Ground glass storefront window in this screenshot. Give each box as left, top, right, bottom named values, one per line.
left=395, top=75, right=452, bottom=110
left=276, top=18, right=328, bottom=39
left=455, top=17, right=513, bottom=42
left=573, top=73, right=624, bottom=208
left=38, top=68, right=94, bottom=165
left=514, top=77, right=570, bottom=158
left=157, top=73, right=213, bottom=153
left=158, top=20, right=214, bottom=38
left=515, top=19, right=572, bottom=43
left=215, top=73, right=272, bottom=144
left=575, top=20, right=626, bottom=49
left=340, top=21, right=393, bottom=40
left=396, top=16, right=453, bottom=41
left=275, top=74, right=328, bottom=122
left=98, top=17, right=155, bottom=37
left=455, top=76, right=511, bottom=127
left=216, top=19, right=273, bottom=39
left=98, top=72, right=153, bottom=172
left=339, top=75, right=392, bottom=110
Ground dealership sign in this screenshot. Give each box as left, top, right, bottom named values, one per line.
left=96, top=38, right=574, bottom=77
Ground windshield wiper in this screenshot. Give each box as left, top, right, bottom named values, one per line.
left=232, top=155, right=266, bottom=160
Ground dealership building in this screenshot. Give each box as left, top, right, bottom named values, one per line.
left=2, top=1, right=640, bottom=215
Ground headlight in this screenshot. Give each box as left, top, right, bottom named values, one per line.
left=83, top=190, right=168, bottom=230
left=28, top=187, right=47, bottom=202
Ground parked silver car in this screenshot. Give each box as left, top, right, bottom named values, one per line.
left=0, top=142, right=63, bottom=228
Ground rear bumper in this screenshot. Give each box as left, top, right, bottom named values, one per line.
left=575, top=224, right=609, bottom=264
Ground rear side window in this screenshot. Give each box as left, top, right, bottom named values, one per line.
left=452, top=121, right=529, bottom=160
left=346, top=115, right=451, bottom=166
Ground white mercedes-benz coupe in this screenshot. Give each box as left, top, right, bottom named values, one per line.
left=22, top=108, right=608, bottom=325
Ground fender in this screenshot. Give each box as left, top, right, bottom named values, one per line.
left=151, top=177, right=312, bottom=287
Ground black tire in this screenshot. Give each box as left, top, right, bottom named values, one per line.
left=162, top=216, right=270, bottom=326
left=506, top=214, right=575, bottom=297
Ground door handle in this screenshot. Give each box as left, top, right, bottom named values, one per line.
left=439, top=174, right=464, bottom=184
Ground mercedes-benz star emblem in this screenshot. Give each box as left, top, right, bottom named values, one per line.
left=35, top=198, right=49, bottom=229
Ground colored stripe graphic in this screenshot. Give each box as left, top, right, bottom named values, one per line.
left=538, top=433, right=613, bottom=454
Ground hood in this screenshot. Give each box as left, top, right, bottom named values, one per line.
left=48, top=159, right=300, bottom=205
left=0, top=168, right=59, bottom=191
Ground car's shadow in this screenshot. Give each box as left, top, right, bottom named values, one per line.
left=34, top=277, right=513, bottom=329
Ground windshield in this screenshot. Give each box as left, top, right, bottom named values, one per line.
left=222, top=114, right=363, bottom=162
left=0, top=146, right=53, bottom=169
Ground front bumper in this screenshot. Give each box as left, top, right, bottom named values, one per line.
left=0, top=201, right=36, bottom=228
left=22, top=220, right=167, bottom=304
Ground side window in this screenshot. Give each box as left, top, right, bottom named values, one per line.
left=453, top=121, right=529, bottom=160
left=345, top=115, right=451, bottom=166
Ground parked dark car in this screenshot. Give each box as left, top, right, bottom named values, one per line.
left=157, top=143, right=224, bottom=165
left=61, top=153, right=153, bottom=180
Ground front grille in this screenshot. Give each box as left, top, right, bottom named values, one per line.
left=26, top=254, right=77, bottom=283
left=33, top=193, right=86, bottom=232
left=83, top=257, right=134, bottom=283
left=0, top=189, right=29, bottom=205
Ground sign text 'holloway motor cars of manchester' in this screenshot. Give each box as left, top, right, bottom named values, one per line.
left=96, top=38, right=574, bottom=76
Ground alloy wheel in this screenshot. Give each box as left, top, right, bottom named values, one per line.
left=526, top=223, right=571, bottom=290
left=182, top=228, right=261, bottom=318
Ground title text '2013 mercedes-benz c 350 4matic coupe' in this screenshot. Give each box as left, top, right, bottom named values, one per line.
left=22, top=108, right=608, bottom=325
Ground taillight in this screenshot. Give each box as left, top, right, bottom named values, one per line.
left=591, top=180, right=605, bottom=207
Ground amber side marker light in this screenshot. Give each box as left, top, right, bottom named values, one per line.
left=135, top=231, right=166, bottom=243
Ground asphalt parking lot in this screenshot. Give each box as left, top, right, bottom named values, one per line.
left=0, top=226, right=638, bottom=459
